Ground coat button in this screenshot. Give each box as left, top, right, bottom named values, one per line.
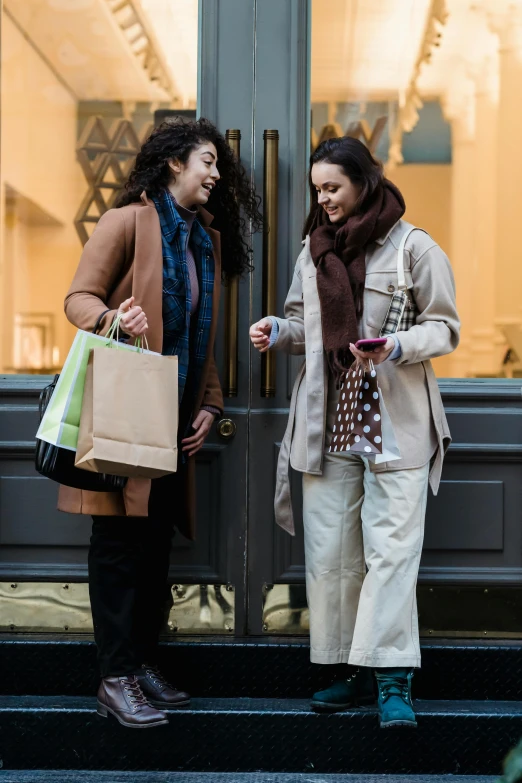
left=388, top=284, right=395, bottom=293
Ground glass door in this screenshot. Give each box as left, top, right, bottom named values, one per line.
left=244, top=0, right=522, bottom=638
left=0, top=0, right=248, bottom=636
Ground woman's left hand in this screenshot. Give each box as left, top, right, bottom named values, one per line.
left=182, top=410, right=215, bottom=456
left=349, top=337, right=395, bottom=367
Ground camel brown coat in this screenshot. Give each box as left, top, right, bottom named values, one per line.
left=57, top=192, right=223, bottom=539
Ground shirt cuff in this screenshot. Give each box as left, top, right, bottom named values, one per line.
left=201, top=405, right=221, bottom=417
left=268, top=317, right=280, bottom=348
left=386, top=334, right=402, bottom=362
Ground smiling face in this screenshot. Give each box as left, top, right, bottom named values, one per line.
left=311, top=161, right=362, bottom=224
left=167, top=142, right=220, bottom=208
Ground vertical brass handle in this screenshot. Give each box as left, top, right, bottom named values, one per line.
left=261, top=129, right=279, bottom=398
left=224, top=129, right=241, bottom=397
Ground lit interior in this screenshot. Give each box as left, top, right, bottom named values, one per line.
left=312, top=0, right=521, bottom=378
left=0, top=0, right=519, bottom=378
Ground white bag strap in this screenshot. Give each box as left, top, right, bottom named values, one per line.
left=397, top=226, right=417, bottom=291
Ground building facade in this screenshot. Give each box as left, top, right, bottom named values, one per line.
left=1, top=0, right=522, bottom=640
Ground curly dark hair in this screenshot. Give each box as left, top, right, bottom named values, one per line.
left=116, top=117, right=262, bottom=280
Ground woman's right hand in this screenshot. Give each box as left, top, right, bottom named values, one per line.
left=249, top=318, right=273, bottom=353
left=117, top=296, right=148, bottom=337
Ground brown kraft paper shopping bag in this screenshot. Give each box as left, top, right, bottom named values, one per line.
left=75, top=347, right=178, bottom=479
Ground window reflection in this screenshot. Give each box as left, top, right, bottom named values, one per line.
left=0, top=0, right=198, bottom=373
left=312, top=0, right=518, bottom=378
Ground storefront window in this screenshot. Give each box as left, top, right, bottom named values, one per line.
left=0, top=0, right=198, bottom=373
left=312, top=0, right=517, bottom=378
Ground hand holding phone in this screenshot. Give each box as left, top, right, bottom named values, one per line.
left=355, top=338, right=388, bottom=353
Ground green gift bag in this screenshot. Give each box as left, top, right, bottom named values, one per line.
left=36, top=318, right=150, bottom=452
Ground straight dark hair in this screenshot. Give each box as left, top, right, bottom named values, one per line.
left=303, top=136, right=384, bottom=238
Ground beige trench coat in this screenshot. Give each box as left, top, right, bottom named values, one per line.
left=272, top=219, right=460, bottom=536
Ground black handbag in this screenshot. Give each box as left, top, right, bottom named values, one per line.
left=34, top=311, right=128, bottom=493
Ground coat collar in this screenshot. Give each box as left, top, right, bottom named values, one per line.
left=374, top=219, right=402, bottom=246
left=140, top=190, right=214, bottom=227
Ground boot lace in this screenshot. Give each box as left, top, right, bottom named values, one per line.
left=121, top=675, right=150, bottom=710
left=376, top=674, right=410, bottom=704
left=143, top=664, right=175, bottom=690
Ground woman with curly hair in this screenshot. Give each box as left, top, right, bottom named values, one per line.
left=59, top=117, right=262, bottom=728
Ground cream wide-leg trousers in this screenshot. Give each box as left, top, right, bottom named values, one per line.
left=302, top=452, right=429, bottom=668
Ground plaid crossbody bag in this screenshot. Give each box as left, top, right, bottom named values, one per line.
left=379, top=226, right=419, bottom=337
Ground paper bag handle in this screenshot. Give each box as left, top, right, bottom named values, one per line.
left=104, top=314, right=150, bottom=352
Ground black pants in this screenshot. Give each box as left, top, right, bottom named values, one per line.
left=89, top=472, right=182, bottom=677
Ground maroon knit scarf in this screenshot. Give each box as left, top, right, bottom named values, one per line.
left=309, top=179, right=405, bottom=380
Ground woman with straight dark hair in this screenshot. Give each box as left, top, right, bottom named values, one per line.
left=250, top=136, right=459, bottom=728
left=60, top=117, right=261, bottom=728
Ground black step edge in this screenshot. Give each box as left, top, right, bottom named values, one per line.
left=0, top=772, right=500, bottom=783
left=0, top=697, right=519, bottom=774
left=0, top=635, right=521, bottom=701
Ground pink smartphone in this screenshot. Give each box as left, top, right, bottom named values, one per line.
left=355, top=338, right=388, bottom=352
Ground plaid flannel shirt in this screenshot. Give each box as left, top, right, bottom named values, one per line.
left=153, top=190, right=214, bottom=407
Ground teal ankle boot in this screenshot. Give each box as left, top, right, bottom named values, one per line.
left=311, top=666, right=375, bottom=712
left=374, top=668, right=417, bottom=728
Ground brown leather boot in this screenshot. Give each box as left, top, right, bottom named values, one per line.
left=137, top=664, right=191, bottom=708
left=97, top=674, right=169, bottom=728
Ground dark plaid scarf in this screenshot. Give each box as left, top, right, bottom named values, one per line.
left=309, top=179, right=405, bottom=380
left=153, top=189, right=214, bottom=406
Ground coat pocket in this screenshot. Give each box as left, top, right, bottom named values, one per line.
left=364, top=270, right=414, bottom=331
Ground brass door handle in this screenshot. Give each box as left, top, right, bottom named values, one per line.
left=217, top=418, right=237, bottom=439
left=261, top=129, right=279, bottom=398
left=224, top=129, right=241, bottom=397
